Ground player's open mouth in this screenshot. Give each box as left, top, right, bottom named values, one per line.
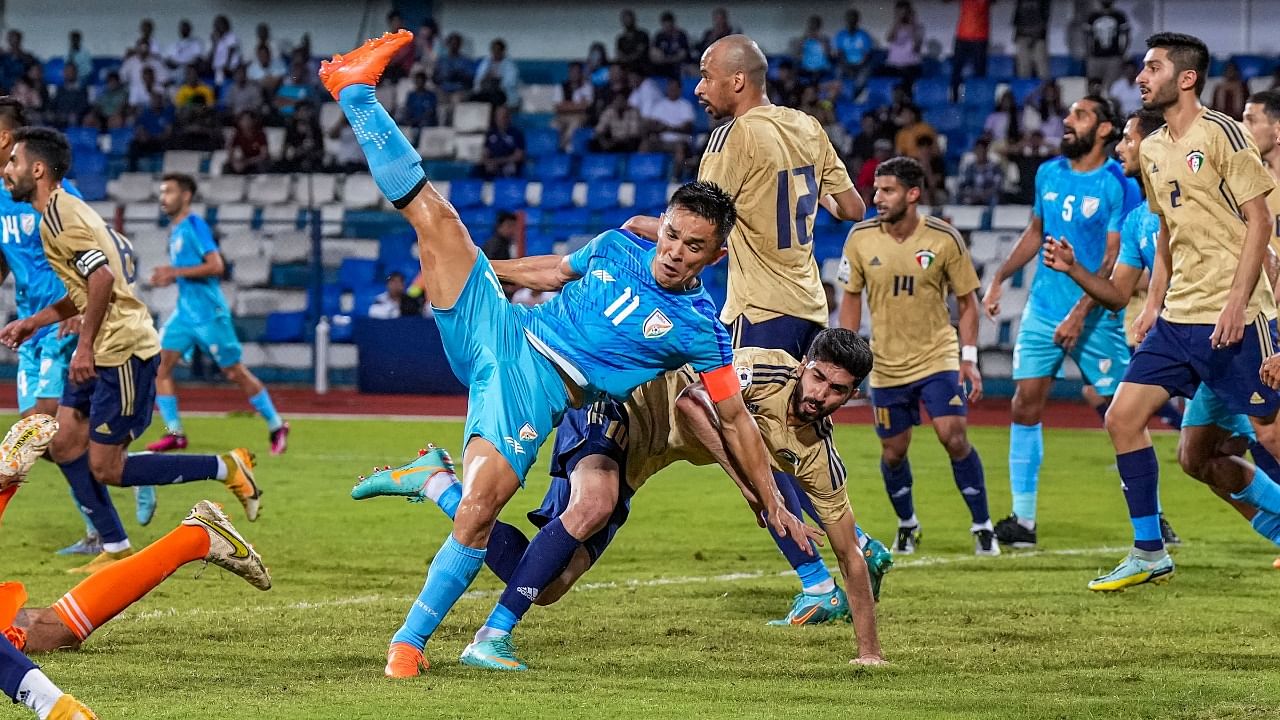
left=660, top=262, right=680, bottom=279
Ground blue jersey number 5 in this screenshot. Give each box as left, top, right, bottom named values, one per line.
left=776, top=165, right=818, bottom=249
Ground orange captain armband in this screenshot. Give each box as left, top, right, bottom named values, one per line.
left=700, top=364, right=741, bottom=403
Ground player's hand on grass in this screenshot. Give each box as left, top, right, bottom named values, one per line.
left=1053, top=312, right=1084, bottom=352
left=960, top=361, right=983, bottom=402
left=0, top=318, right=34, bottom=349
left=767, top=504, right=824, bottom=553
left=1210, top=300, right=1246, bottom=349
left=150, top=265, right=177, bottom=287
left=981, top=282, right=1002, bottom=320
left=69, top=345, right=96, bottom=384
left=57, top=315, right=83, bottom=339
left=1042, top=236, right=1075, bottom=272
left=1261, top=354, right=1280, bottom=389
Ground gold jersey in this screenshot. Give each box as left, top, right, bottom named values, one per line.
left=698, top=105, right=854, bottom=327
left=41, top=186, right=160, bottom=366
left=837, top=215, right=980, bottom=387
left=1139, top=108, right=1276, bottom=324
left=623, top=347, right=852, bottom=525
left=1267, top=169, right=1280, bottom=256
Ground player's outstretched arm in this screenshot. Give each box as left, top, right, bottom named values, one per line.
left=490, top=255, right=582, bottom=292
left=1216, top=194, right=1272, bottom=347
left=0, top=296, right=77, bottom=349
left=1055, top=230, right=1121, bottom=349
left=621, top=215, right=661, bottom=241
left=982, top=215, right=1043, bottom=319
left=826, top=511, right=885, bottom=665
left=673, top=386, right=767, bottom=526
left=838, top=290, right=862, bottom=334
left=1041, top=237, right=1135, bottom=312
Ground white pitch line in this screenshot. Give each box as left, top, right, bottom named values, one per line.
left=124, top=545, right=1126, bottom=623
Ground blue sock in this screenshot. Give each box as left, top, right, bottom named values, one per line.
left=435, top=482, right=462, bottom=519
left=1250, top=510, right=1280, bottom=545
left=391, top=535, right=486, bottom=650
left=768, top=471, right=831, bottom=588
left=484, top=518, right=581, bottom=634
left=337, top=84, right=426, bottom=205
left=1117, top=447, right=1163, bottom=552
left=248, top=389, right=284, bottom=432
left=1009, top=423, right=1043, bottom=521
left=58, top=453, right=126, bottom=544
left=880, top=458, right=915, bottom=522
left=0, top=634, right=36, bottom=702
left=1231, top=467, right=1280, bottom=514
left=485, top=521, right=530, bottom=584
left=67, top=486, right=94, bottom=536
left=855, top=524, right=868, bottom=549
left=156, top=394, right=182, bottom=434
left=951, top=448, right=990, bottom=524
left=119, top=453, right=219, bottom=486
left=1249, top=441, right=1280, bottom=480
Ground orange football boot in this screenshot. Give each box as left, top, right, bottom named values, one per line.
left=385, top=641, right=429, bottom=678
left=319, top=30, right=414, bottom=100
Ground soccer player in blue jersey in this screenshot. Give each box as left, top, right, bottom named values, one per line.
left=319, top=31, right=817, bottom=678
left=146, top=173, right=289, bottom=455
left=981, top=94, right=1135, bottom=548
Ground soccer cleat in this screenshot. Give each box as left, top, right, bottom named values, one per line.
left=351, top=445, right=455, bottom=502
left=974, top=528, right=1001, bottom=556
left=1087, top=552, right=1175, bottom=592
left=0, top=413, right=57, bottom=483
left=68, top=548, right=134, bottom=575
left=767, top=587, right=850, bottom=626
left=55, top=534, right=102, bottom=556
left=134, top=486, right=157, bottom=526
left=1159, top=514, right=1182, bottom=546
left=1273, top=557, right=1280, bottom=570
left=145, top=432, right=188, bottom=452
left=994, top=514, right=1037, bottom=548
left=385, top=641, right=429, bottom=678
left=222, top=448, right=261, bottom=521
left=319, top=30, right=414, bottom=100
left=47, top=694, right=98, bottom=720
left=183, top=500, right=271, bottom=591
left=269, top=422, right=290, bottom=455
left=460, top=635, right=529, bottom=671
left=893, top=525, right=921, bottom=555
left=863, top=536, right=893, bottom=601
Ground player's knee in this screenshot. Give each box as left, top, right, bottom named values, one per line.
left=879, top=444, right=907, bottom=466
left=561, top=496, right=612, bottom=538
left=939, top=431, right=971, bottom=459
left=1101, top=404, right=1137, bottom=441
left=89, top=458, right=122, bottom=486
left=1176, top=443, right=1206, bottom=481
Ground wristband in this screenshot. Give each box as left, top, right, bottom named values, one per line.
left=961, top=345, right=978, bottom=364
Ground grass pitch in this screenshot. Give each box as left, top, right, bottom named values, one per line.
left=0, top=414, right=1277, bottom=719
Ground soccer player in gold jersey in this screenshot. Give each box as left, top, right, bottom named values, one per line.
left=1241, top=90, right=1280, bottom=264
left=838, top=157, right=995, bottom=555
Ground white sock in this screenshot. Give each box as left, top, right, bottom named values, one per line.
left=898, top=514, right=919, bottom=529
left=971, top=520, right=994, bottom=533
left=424, top=471, right=459, bottom=502
left=215, top=456, right=228, bottom=480
left=857, top=533, right=869, bottom=550
left=473, top=625, right=509, bottom=643
left=102, top=540, right=130, bottom=553
left=804, top=578, right=837, bottom=595
left=17, top=668, right=62, bottom=720
left=1016, top=516, right=1036, bottom=531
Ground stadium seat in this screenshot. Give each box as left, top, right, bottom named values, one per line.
left=625, top=153, right=669, bottom=182
left=835, top=101, right=867, bottom=130
left=549, top=207, right=591, bottom=233
left=940, top=205, right=986, bottom=231
left=1008, top=78, right=1041, bottom=107
left=296, top=174, right=337, bottom=205
left=453, top=133, right=485, bottom=163
left=1057, top=76, right=1088, bottom=105
left=492, top=178, right=529, bottom=209
left=264, top=127, right=286, bottom=160
left=1230, top=54, right=1273, bottom=80
left=161, top=150, right=203, bottom=175
left=579, top=154, right=618, bottom=182
left=262, top=311, right=307, bottom=342
left=202, top=176, right=247, bottom=204
left=1049, top=55, right=1081, bottom=78
left=262, top=204, right=302, bottom=230
left=123, top=202, right=162, bottom=227
left=106, top=127, right=135, bottom=157
left=925, top=106, right=964, bottom=134
left=913, top=78, right=950, bottom=107
left=353, top=285, right=382, bottom=316
left=71, top=151, right=108, bottom=201
left=338, top=257, right=378, bottom=290
left=518, top=84, right=561, bottom=114
left=238, top=288, right=308, bottom=316
left=570, top=126, right=594, bottom=155
left=65, top=127, right=99, bottom=151
left=453, top=102, right=492, bottom=134
left=586, top=180, right=622, bottom=210
left=992, top=204, right=1032, bottom=230
left=525, top=128, right=560, bottom=158
left=447, top=179, right=485, bottom=209
left=231, top=255, right=272, bottom=287
left=632, top=181, right=670, bottom=212
left=525, top=231, right=556, bottom=256
left=107, top=172, right=156, bottom=203
left=986, top=55, right=1015, bottom=80
left=539, top=180, right=576, bottom=210
left=529, top=153, right=572, bottom=181
left=962, top=78, right=997, bottom=108
left=862, top=77, right=898, bottom=107
left=417, top=127, right=457, bottom=160
left=269, top=231, right=311, bottom=263
left=343, top=174, right=382, bottom=210
left=248, top=174, right=294, bottom=205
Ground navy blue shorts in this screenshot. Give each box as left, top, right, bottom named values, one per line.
left=868, top=370, right=968, bottom=439
left=728, top=315, right=825, bottom=360
left=529, top=400, right=633, bottom=563
left=1125, top=316, right=1280, bottom=417
left=61, top=354, right=159, bottom=445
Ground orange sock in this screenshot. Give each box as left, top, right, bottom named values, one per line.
left=52, top=524, right=209, bottom=641
left=0, top=485, right=18, bottom=523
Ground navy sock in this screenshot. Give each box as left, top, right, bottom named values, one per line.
left=1155, top=400, right=1183, bottom=429
left=1249, top=440, right=1280, bottom=480
left=0, top=634, right=35, bottom=701
left=767, top=471, right=829, bottom=586
left=1093, top=398, right=1111, bottom=423
left=58, top=453, right=127, bottom=544
left=880, top=458, right=915, bottom=522
left=120, top=453, right=219, bottom=486
left=1117, top=447, right=1163, bottom=552
left=485, top=521, right=531, bottom=584
left=483, top=518, right=581, bottom=633
left=951, top=448, right=990, bottom=524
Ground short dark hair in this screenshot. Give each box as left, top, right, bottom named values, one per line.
left=667, top=180, right=737, bottom=245
left=1081, top=93, right=1120, bottom=142
left=660, top=11, right=675, bottom=23
left=806, top=328, right=873, bottom=384
left=1128, top=108, right=1166, bottom=137
left=1146, top=32, right=1210, bottom=95
left=11, top=127, right=71, bottom=181
left=0, top=96, right=27, bottom=131
left=387, top=270, right=405, bottom=282
left=162, top=172, right=198, bottom=197
left=496, top=209, right=518, bottom=224
left=1248, top=90, right=1280, bottom=121
left=874, top=156, right=926, bottom=191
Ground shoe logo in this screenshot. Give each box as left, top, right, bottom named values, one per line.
left=961, top=487, right=981, bottom=496
left=642, top=309, right=673, bottom=339
left=95, top=423, right=111, bottom=434
left=504, top=437, right=526, bottom=455
left=791, top=605, right=821, bottom=625
left=1251, top=392, right=1266, bottom=405
left=591, top=270, right=615, bottom=283
left=516, top=586, right=539, bottom=601
left=518, top=423, right=538, bottom=442
left=190, top=515, right=250, bottom=559
left=828, top=596, right=840, bottom=606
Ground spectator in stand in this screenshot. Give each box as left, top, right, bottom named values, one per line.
left=856, top=138, right=894, bottom=205
left=627, top=68, right=663, bottom=117
left=128, top=91, right=176, bottom=171
left=642, top=78, right=695, bottom=178
left=225, top=110, right=271, bottom=174
left=1212, top=61, right=1249, bottom=120
left=885, top=1, right=925, bottom=87
left=48, top=64, right=90, bottom=128
left=834, top=9, right=876, bottom=98
left=894, top=105, right=937, bottom=156
left=795, top=15, right=833, bottom=88
left=848, top=114, right=880, bottom=170
left=247, top=43, right=287, bottom=96
left=253, top=23, right=279, bottom=60
left=274, top=53, right=317, bottom=118
left=435, top=33, right=475, bottom=115
left=1012, top=0, right=1051, bottom=79
left=876, top=85, right=916, bottom=139
left=1084, top=0, right=1129, bottom=88
left=128, top=66, right=166, bottom=112
left=398, top=72, right=439, bottom=130
left=383, top=10, right=415, bottom=84
left=412, top=19, right=439, bottom=79
left=171, top=93, right=223, bottom=151
left=1109, top=60, right=1143, bottom=115
left=122, top=40, right=169, bottom=108
left=913, top=135, right=948, bottom=205
left=0, top=30, right=35, bottom=91
left=958, top=137, right=1005, bottom=205
left=768, top=60, right=803, bottom=108
left=369, top=272, right=424, bottom=320
left=591, top=91, right=642, bottom=152
left=479, top=104, right=525, bottom=178
left=483, top=211, right=519, bottom=262
left=131, top=19, right=159, bottom=57
left=1023, top=80, right=1065, bottom=143
left=209, top=15, right=241, bottom=83
left=948, top=0, right=991, bottom=102
left=797, top=85, right=835, bottom=126
left=552, top=61, right=594, bottom=151
left=615, top=9, right=650, bottom=74
left=224, top=64, right=265, bottom=118
left=650, top=12, right=690, bottom=80
left=472, top=38, right=520, bottom=108
left=67, top=31, right=93, bottom=82
left=586, top=42, right=610, bottom=87
left=165, top=20, right=205, bottom=72
left=93, top=71, right=129, bottom=121
left=11, top=64, right=46, bottom=120
left=175, top=64, right=215, bottom=109
left=279, top=102, right=325, bottom=173
left=1008, top=127, right=1054, bottom=201
left=698, top=7, right=740, bottom=54
left=984, top=90, right=1021, bottom=150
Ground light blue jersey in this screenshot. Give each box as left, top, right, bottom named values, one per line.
left=169, top=214, right=230, bottom=322
left=1117, top=203, right=1160, bottom=272
left=0, top=180, right=82, bottom=340
left=1030, top=157, right=1131, bottom=323
left=526, top=229, right=732, bottom=401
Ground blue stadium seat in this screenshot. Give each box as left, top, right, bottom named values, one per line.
left=529, top=153, right=572, bottom=181
left=1008, top=78, right=1041, bottom=108
left=986, top=55, right=1015, bottom=80
left=962, top=107, right=989, bottom=134
left=632, top=181, right=670, bottom=211
left=43, top=58, right=65, bottom=87
left=262, top=311, right=306, bottom=342
left=353, top=285, right=382, bottom=316
left=962, top=78, right=997, bottom=109
left=69, top=150, right=108, bottom=200
left=835, top=100, right=868, bottom=130
left=377, top=232, right=415, bottom=269
left=525, top=231, right=556, bottom=255
left=586, top=180, right=622, bottom=210
left=65, top=127, right=98, bottom=151
left=491, top=178, right=529, bottom=209
left=520, top=207, right=545, bottom=229
left=525, top=128, right=560, bottom=158
left=681, top=76, right=700, bottom=101
left=579, top=154, right=618, bottom=182
left=1049, top=55, right=1082, bottom=78
left=448, top=179, right=484, bottom=209
left=925, top=106, right=964, bottom=133
left=462, top=207, right=498, bottom=238
left=596, top=207, right=633, bottom=229
left=625, top=153, right=668, bottom=182
left=862, top=77, right=898, bottom=107
left=338, top=257, right=377, bottom=291
left=913, top=78, right=950, bottom=108
left=1230, top=54, right=1274, bottom=80
left=329, top=314, right=354, bottom=343
left=570, top=127, right=594, bottom=155
left=107, top=127, right=134, bottom=157
left=317, top=284, right=343, bottom=316
left=539, top=180, right=576, bottom=210
left=549, top=207, right=591, bottom=233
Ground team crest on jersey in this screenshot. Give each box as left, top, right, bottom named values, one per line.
left=19, top=214, right=34, bottom=235
left=914, top=250, right=936, bottom=269
left=777, top=449, right=800, bottom=467
left=642, top=309, right=673, bottom=339
left=1081, top=197, right=1100, bottom=218
left=1099, top=358, right=1112, bottom=374
left=736, top=365, right=752, bottom=389
left=518, top=423, right=538, bottom=442
left=1186, top=150, right=1205, bottom=174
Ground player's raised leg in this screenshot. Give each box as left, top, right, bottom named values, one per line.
left=47, top=404, right=133, bottom=573
left=148, top=350, right=189, bottom=451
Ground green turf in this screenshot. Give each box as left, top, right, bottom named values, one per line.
left=0, top=415, right=1277, bottom=719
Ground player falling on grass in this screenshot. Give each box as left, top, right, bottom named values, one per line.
left=318, top=31, right=817, bottom=679
left=981, top=94, right=1136, bottom=549
left=354, top=329, right=888, bottom=668
left=838, top=157, right=996, bottom=556
left=1072, top=32, right=1280, bottom=591
left=624, top=33, right=868, bottom=626
left=146, top=173, right=289, bottom=455
left=0, top=128, right=261, bottom=575
left=1045, top=108, right=1280, bottom=566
